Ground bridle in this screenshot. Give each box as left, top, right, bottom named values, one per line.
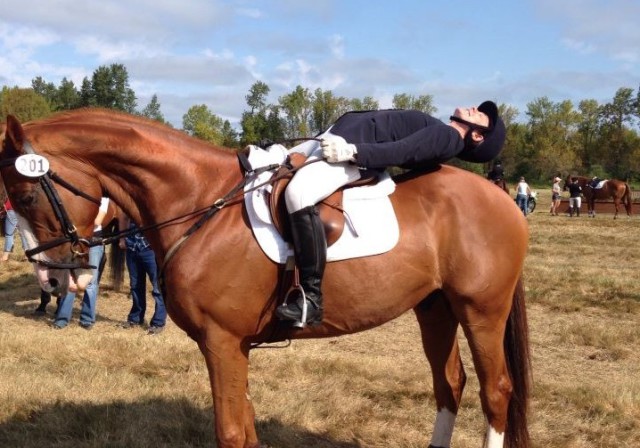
left=0, top=142, right=103, bottom=269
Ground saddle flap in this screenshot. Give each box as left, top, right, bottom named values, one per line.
left=267, top=152, right=345, bottom=246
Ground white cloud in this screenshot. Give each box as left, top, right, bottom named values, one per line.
left=236, top=8, right=262, bottom=19
left=561, top=38, right=595, bottom=55
left=537, top=0, right=640, bottom=65
left=75, top=36, right=160, bottom=62
left=329, top=34, right=344, bottom=59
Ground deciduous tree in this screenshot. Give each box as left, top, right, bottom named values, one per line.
left=0, top=86, right=51, bottom=122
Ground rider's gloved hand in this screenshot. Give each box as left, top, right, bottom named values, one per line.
left=320, top=136, right=357, bottom=163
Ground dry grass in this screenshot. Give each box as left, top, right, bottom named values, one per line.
left=1, top=190, right=640, bottom=447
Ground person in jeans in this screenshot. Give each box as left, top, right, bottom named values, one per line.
left=2, top=198, right=27, bottom=261
left=515, top=177, right=531, bottom=216
left=118, top=215, right=166, bottom=335
left=52, top=197, right=110, bottom=329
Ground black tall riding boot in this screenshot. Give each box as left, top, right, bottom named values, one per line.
left=275, top=205, right=326, bottom=326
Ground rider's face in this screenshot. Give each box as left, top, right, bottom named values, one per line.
left=452, top=107, right=490, bottom=129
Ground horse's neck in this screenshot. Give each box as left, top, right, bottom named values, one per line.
left=74, top=133, right=241, bottom=253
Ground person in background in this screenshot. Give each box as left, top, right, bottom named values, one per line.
left=33, top=289, right=60, bottom=316
left=568, top=177, right=582, bottom=217
left=118, top=215, right=166, bottom=335
left=487, top=159, right=504, bottom=181
left=515, top=176, right=531, bottom=216
left=52, top=197, right=110, bottom=330
left=1, top=198, right=27, bottom=262
left=550, top=176, right=562, bottom=216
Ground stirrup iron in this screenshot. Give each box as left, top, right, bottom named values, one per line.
left=280, top=285, right=310, bottom=328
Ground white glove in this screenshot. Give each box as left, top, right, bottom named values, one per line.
left=321, top=136, right=357, bottom=163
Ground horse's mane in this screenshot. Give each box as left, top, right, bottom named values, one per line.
left=32, top=107, right=166, bottom=130
left=25, top=108, right=237, bottom=154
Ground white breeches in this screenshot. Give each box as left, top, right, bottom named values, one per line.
left=285, top=133, right=362, bottom=213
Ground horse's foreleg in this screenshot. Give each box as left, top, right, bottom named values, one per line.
left=414, top=293, right=465, bottom=448
left=199, top=329, right=259, bottom=448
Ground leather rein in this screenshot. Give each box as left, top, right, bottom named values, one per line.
left=0, top=141, right=321, bottom=273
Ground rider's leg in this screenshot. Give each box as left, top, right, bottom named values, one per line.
left=576, top=198, right=582, bottom=217
left=278, top=146, right=361, bottom=325
left=275, top=205, right=326, bottom=325
left=569, top=199, right=574, bottom=217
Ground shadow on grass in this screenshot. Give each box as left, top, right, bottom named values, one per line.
left=0, top=398, right=362, bottom=448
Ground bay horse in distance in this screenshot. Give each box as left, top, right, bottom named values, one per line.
left=0, top=110, right=531, bottom=448
left=564, top=175, right=632, bottom=218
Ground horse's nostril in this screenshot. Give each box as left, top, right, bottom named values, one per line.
left=49, top=278, right=59, bottom=288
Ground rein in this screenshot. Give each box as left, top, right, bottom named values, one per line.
left=0, top=139, right=322, bottom=274
left=157, top=152, right=322, bottom=275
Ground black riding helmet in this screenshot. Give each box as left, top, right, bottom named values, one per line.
left=452, top=100, right=506, bottom=163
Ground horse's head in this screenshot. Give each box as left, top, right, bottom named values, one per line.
left=0, top=115, right=104, bottom=295
left=563, top=174, right=572, bottom=191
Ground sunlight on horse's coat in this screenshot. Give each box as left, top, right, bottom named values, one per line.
left=0, top=110, right=531, bottom=448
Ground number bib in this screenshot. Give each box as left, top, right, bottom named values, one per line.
left=15, top=154, right=50, bottom=177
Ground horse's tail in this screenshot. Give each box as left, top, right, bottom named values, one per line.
left=504, top=275, right=531, bottom=448
left=623, top=183, right=633, bottom=215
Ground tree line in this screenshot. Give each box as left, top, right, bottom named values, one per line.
left=1, top=63, right=639, bottom=184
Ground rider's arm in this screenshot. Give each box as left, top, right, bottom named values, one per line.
left=353, top=125, right=463, bottom=170
left=93, top=197, right=110, bottom=231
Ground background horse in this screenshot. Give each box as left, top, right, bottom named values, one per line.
left=564, top=175, right=632, bottom=218
left=0, top=110, right=531, bottom=448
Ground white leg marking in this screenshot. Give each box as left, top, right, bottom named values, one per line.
left=429, top=407, right=456, bottom=447
left=484, top=424, right=505, bottom=448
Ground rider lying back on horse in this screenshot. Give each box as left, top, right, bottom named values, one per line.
left=276, top=101, right=507, bottom=327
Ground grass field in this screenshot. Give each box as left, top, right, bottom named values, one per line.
left=0, top=188, right=639, bottom=447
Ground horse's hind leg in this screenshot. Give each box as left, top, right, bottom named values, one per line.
left=414, top=291, right=466, bottom=448
left=453, top=297, right=513, bottom=448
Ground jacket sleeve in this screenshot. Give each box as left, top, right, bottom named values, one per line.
left=354, top=125, right=463, bottom=169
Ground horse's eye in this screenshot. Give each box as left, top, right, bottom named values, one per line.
left=16, top=192, right=38, bottom=209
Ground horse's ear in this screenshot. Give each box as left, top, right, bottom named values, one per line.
left=2, top=115, right=26, bottom=158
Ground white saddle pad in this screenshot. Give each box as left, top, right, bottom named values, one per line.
left=593, top=180, right=606, bottom=189
left=243, top=145, right=400, bottom=264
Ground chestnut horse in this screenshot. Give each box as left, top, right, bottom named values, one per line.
left=0, top=110, right=531, bottom=448
left=564, top=175, right=632, bottom=218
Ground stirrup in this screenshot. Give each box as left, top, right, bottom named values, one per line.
left=278, top=285, right=312, bottom=328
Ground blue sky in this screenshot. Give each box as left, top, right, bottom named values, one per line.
left=1, top=0, right=638, bottom=128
